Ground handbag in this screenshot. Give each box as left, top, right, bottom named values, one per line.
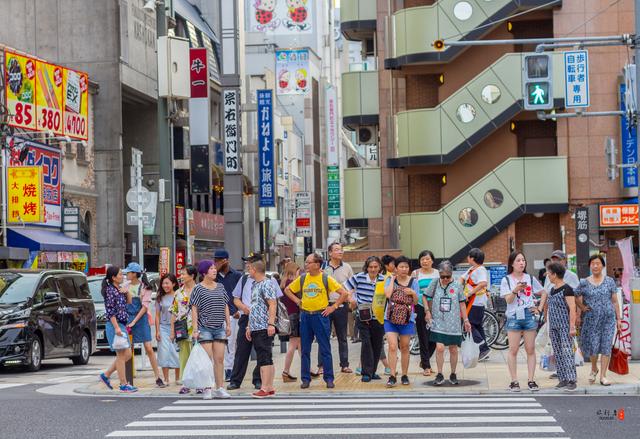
left=357, top=303, right=372, bottom=322
left=174, top=318, right=189, bottom=341
left=608, top=332, right=629, bottom=375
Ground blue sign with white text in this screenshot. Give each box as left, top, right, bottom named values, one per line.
left=257, top=89, right=275, bottom=207
left=620, top=83, right=638, bottom=188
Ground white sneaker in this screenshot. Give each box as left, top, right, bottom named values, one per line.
left=203, top=388, right=213, bottom=400
left=215, top=387, right=231, bottom=399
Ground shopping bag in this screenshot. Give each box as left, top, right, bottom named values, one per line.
left=112, top=334, right=130, bottom=350
left=461, top=334, right=480, bottom=369
left=535, top=322, right=549, bottom=350
left=609, top=332, right=629, bottom=375
left=182, top=342, right=214, bottom=389
left=540, top=342, right=556, bottom=371
left=573, top=338, right=584, bottom=366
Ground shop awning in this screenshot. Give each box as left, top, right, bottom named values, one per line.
left=7, top=228, right=90, bottom=252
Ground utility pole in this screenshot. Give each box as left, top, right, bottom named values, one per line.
left=635, top=0, right=640, bottom=264
left=132, top=148, right=144, bottom=267
left=156, top=0, right=176, bottom=267
left=220, top=0, right=245, bottom=267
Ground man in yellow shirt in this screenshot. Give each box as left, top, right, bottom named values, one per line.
left=285, top=252, right=348, bottom=389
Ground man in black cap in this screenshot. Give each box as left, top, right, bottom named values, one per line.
left=214, top=248, right=243, bottom=382
left=227, top=252, right=283, bottom=390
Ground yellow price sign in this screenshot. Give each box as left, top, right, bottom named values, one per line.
left=7, top=166, right=44, bottom=223
left=4, top=50, right=37, bottom=130
left=36, top=61, right=64, bottom=135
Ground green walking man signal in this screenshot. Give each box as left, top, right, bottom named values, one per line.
left=523, top=54, right=553, bottom=110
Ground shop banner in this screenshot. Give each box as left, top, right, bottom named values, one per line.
left=7, top=166, right=44, bottom=223
left=189, top=48, right=208, bottom=98
left=617, top=236, right=634, bottom=303
left=159, top=247, right=170, bottom=276
left=223, top=89, right=240, bottom=173
left=248, top=0, right=312, bottom=34
left=257, top=89, right=275, bottom=207
left=5, top=51, right=37, bottom=130
left=8, top=136, right=62, bottom=227
left=275, top=49, right=309, bottom=95
left=176, top=249, right=185, bottom=275
left=325, top=85, right=338, bottom=166
left=63, top=67, right=89, bottom=140
left=36, top=61, right=64, bottom=135
left=327, top=165, right=341, bottom=231
left=599, top=204, right=638, bottom=227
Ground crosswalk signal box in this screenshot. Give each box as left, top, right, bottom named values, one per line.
left=523, top=54, right=553, bottom=110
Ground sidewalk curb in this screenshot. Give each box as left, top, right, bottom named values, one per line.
left=74, top=383, right=640, bottom=398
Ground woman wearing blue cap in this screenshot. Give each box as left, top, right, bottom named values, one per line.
left=123, top=261, right=165, bottom=387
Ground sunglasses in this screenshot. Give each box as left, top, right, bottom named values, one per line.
left=440, top=275, right=452, bottom=279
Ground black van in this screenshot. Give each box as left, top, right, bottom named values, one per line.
left=0, top=270, right=96, bottom=371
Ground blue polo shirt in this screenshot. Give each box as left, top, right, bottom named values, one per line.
left=216, top=268, right=242, bottom=314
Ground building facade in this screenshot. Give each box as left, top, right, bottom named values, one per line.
left=341, top=0, right=636, bottom=275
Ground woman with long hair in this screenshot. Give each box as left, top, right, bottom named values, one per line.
left=411, top=250, right=439, bottom=376
left=98, top=266, right=137, bottom=392
left=500, top=251, right=545, bottom=392
left=155, top=273, right=180, bottom=385
left=123, top=262, right=164, bottom=387
left=171, top=265, right=198, bottom=394
left=383, top=255, right=419, bottom=387
left=280, top=261, right=302, bottom=382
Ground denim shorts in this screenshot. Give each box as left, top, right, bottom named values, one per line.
left=505, top=309, right=538, bottom=332
left=384, top=320, right=416, bottom=336
left=105, top=321, right=129, bottom=352
left=198, top=326, right=227, bottom=343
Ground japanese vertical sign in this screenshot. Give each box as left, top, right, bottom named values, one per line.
left=620, top=83, right=637, bottom=188
left=189, top=48, right=208, bottom=98
left=5, top=51, right=37, bottom=130
left=36, top=61, right=64, bottom=135
left=575, top=207, right=590, bottom=278
left=63, top=67, right=89, bottom=140
left=325, top=85, right=338, bottom=166
left=223, top=89, right=240, bottom=173
left=8, top=137, right=62, bottom=227
left=327, top=166, right=341, bottom=231
left=189, top=48, right=209, bottom=146
left=275, top=49, right=310, bottom=95
left=7, top=166, right=44, bottom=223
left=564, top=50, right=590, bottom=108
left=257, top=89, right=275, bottom=207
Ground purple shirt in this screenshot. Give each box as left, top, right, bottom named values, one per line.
left=280, top=278, right=299, bottom=314
left=104, top=284, right=128, bottom=324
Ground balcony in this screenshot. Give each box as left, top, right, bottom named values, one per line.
left=341, top=0, right=377, bottom=41
left=398, top=156, right=568, bottom=262
left=385, top=0, right=562, bottom=68
left=344, top=167, right=382, bottom=219
left=342, top=70, right=379, bottom=130
left=390, top=52, right=565, bottom=167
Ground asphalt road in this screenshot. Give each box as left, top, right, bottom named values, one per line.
left=0, top=355, right=638, bottom=438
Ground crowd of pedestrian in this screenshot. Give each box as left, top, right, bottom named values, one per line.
left=98, top=243, right=625, bottom=396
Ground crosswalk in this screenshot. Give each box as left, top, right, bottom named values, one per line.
left=106, top=395, right=570, bottom=438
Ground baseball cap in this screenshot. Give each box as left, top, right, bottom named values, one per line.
left=242, top=252, right=264, bottom=263
left=213, top=249, right=230, bottom=259
left=122, top=262, right=143, bottom=274
left=550, top=250, right=567, bottom=260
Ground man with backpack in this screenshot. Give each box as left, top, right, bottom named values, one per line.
left=227, top=253, right=282, bottom=391
left=284, top=252, right=349, bottom=389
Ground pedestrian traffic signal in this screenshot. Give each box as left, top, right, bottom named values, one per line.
left=523, top=54, right=553, bottom=110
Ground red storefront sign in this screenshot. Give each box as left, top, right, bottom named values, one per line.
left=599, top=204, right=638, bottom=227
left=175, top=207, right=224, bottom=241
left=189, top=48, right=208, bottom=98
left=176, top=249, right=185, bottom=274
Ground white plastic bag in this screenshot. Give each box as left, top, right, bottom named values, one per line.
left=461, top=334, right=480, bottom=369
left=540, top=342, right=556, bottom=371
left=182, top=342, right=214, bottom=389
left=112, top=334, right=130, bottom=350
left=535, top=323, right=549, bottom=350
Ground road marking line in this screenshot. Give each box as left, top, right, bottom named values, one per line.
left=45, top=375, right=88, bottom=383
left=107, top=427, right=565, bottom=437
left=159, top=402, right=542, bottom=411
left=127, top=416, right=558, bottom=428
left=172, top=397, right=537, bottom=404
left=0, top=383, right=28, bottom=390
left=145, top=408, right=550, bottom=418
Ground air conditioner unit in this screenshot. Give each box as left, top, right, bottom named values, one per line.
left=358, top=126, right=378, bottom=145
